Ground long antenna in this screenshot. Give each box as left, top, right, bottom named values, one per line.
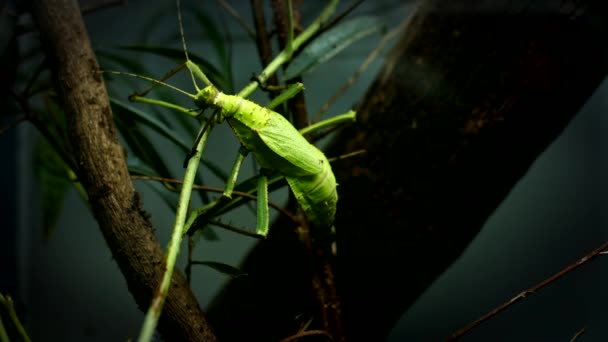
left=176, top=0, right=200, bottom=91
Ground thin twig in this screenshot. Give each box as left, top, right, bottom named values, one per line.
left=0, top=294, right=31, bottom=342
left=208, top=219, right=266, bottom=239
left=318, top=0, right=364, bottom=34
left=215, top=0, right=256, bottom=40
left=446, top=240, right=608, bottom=341
left=569, top=326, right=587, bottom=342
left=279, top=329, right=334, bottom=342
left=251, top=0, right=280, bottom=92
left=130, top=174, right=300, bottom=224
left=327, top=149, right=366, bottom=163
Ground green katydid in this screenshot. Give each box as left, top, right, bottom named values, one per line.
left=127, top=0, right=355, bottom=236
left=115, top=1, right=360, bottom=341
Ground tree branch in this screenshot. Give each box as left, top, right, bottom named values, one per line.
left=28, top=0, right=216, bottom=340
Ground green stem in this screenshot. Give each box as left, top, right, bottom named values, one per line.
left=0, top=293, right=32, bottom=342
left=238, top=0, right=339, bottom=98
left=299, top=110, right=356, bottom=136
left=137, top=122, right=212, bottom=342
left=137, top=2, right=340, bottom=340
left=0, top=314, right=8, bottom=342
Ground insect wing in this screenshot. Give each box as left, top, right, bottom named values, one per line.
left=258, top=113, right=324, bottom=175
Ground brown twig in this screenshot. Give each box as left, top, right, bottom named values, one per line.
left=29, top=0, right=217, bottom=340
left=209, top=219, right=267, bottom=239
left=446, top=240, right=608, bottom=341
left=569, top=326, right=587, bottom=342
left=279, top=329, right=334, bottom=342
left=271, top=0, right=309, bottom=129
left=130, top=174, right=301, bottom=224
left=266, top=3, right=345, bottom=340
left=251, top=0, right=280, bottom=92
left=215, top=0, right=256, bottom=40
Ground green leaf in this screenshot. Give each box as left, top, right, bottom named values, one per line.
left=111, top=98, right=229, bottom=184
left=111, top=98, right=191, bottom=152
left=33, top=136, right=72, bottom=239
left=112, top=103, right=174, bottom=179
left=189, top=260, right=247, bottom=278
left=284, top=16, right=385, bottom=79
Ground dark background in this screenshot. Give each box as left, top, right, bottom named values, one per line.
left=2, top=0, right=606, bottom=341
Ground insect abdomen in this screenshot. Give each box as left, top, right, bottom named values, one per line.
left=285, top=152, right=338, bottom=228
left=197, top=85, right=338, bottom=228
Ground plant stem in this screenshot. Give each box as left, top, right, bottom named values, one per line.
left=299, top=110, right=356, bottom=136
left=137, top=123, right=212, bottom=342
left=238, top=0, right=339, bottom=99
left=137, top=2, right=340, bottom=340
left=0, top=293, right=32, bottom=342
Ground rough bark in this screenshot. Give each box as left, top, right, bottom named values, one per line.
left=207, top=0, right=608, bottom=341
left=29, top=0, right=216, bottom=340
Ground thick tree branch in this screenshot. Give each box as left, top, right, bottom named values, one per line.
left=29, top=0, right=216, bottom=340
left=207, top=0, right=608, bottom=340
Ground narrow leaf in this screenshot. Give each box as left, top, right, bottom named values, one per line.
left=284, top=16, right=385, bottom=79
left=112, top=103, right=174, bottom=179
left=111, top=98, right=191, bottom=152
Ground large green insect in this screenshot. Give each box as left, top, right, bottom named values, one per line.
left=128, top=1, right=354, bottom=236
left=122, top=1, right=357, bottom=340
left=192, top=70, right=339, bottom=229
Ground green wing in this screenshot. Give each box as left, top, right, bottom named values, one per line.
left=258, top=112, right=324, bottom=175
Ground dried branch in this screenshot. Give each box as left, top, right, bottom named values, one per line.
left=28, top=0, right=217, bottom=340
left=447, top=240, right=608, bottom=341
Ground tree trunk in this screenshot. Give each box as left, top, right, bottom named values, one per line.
left=29, top=0, right=217, bottom=340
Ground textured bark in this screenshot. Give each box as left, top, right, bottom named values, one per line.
left=208, top=0, right=608, bottom=341
left=29, top=0, right=217, bottom=340
left=331, top=0, right=608, bottom=339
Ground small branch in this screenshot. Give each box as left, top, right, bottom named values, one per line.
left=279, top=329, right=334, bottom=342
left=215, top=0, right=256, bottom=40
left=271, top=0, right=309, bottom=129
left=327, top=149, right=366, bottom=163
left=569, top=326, right=587, bottom=342
left=251, top=0, right=280, bottom=91
left=131, top=174, right=301, bottom=224
left=28, top=0, right=217, bottom=340
left=209, top=219, right=266, bottom=239
left=447, top=240, right=608, bottom=341
left=0, top=293, right=31, bottom=342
